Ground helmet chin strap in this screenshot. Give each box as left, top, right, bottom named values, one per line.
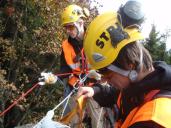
left=138, top=44, right=143, bottom=72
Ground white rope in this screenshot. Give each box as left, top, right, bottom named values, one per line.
left=33, top=91, right=74, bottom=128
left=96, top=107, right=103, bottom=128
left=61, top=74, right=88, bottom=117
left=53, top=90, right=75, bottom=111
left=61, top=93, right=71, bottom=118
left=33, top=74, right=89, bottom=128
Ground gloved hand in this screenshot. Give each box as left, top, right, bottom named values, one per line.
left=40, top=72, right=57, bottom=85
left=87, top=70, right=101, bottom=80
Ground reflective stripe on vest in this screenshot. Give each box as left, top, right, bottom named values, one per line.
left=62, top=40, right=81, bottom=86
left=68, top=75, right=79, bottom=86
left=69, top=62, right=80, bottom=71
left=116, top=90, right=171, bottom=128
left=62, top=40, right=81, bottom=72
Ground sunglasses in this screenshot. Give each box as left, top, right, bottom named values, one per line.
left=64, top=24, right=75, bottom=31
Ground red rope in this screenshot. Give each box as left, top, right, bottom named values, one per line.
left=0, top=70, right=91, bottom=117
left=54, top=72, right=73, bottom=76
left=81, top=49, right=88, bottom=74
left=0, top=83, right=39, bottom=117
left=0, top=72, right=75, bottom=117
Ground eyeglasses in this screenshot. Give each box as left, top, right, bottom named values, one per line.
left=64, top=24, right=75, bottom=31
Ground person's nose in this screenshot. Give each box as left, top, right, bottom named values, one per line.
left=66, top=29, right=70, bottom=33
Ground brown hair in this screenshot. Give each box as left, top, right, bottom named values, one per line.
left=113, top=41, right=153, bottom=72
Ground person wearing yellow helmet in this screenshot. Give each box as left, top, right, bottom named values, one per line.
left=61, top=4, right=88, bottom=40
left=59, top=4, right=110, bottom=128
left=77, top=11, right=171, bottom=128
left=60, top=4, right=88, bottom=114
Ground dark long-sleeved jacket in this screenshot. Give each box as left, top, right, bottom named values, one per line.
left=92, top=61, right=171, bottom=128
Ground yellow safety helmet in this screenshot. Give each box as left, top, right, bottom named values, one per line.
left=83, top=12, right=144, bottom=70
left=61, top=4, right=87, bottom=26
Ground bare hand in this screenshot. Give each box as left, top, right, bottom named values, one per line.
left=77, top=87, right=94, bottom=99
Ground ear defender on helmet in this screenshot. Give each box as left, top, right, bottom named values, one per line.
left=83, top=12, right=144, bottom=70
left=117, top=0, right=145, bottom=28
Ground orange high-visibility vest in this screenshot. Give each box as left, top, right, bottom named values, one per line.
left=115, top=90, right=171, bottom=128
left=62, top=40, right=81, bottom=86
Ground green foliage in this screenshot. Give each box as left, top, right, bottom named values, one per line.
left=0, top=0, right=96, bottom=127
left=144, top=24, right=171, bottom=64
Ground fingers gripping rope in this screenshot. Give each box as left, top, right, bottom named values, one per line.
left=34, top=74, right=89, bottom=128
left=0, top=71, right=92, bottom=126
left=73, top=73, right=89, bottom=90
left=61, top=74, right=89, bottom=117
left=0, top=72, right=73, bottom=117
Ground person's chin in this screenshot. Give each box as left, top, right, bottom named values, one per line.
left=70, top=35, right=76, bottom=38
